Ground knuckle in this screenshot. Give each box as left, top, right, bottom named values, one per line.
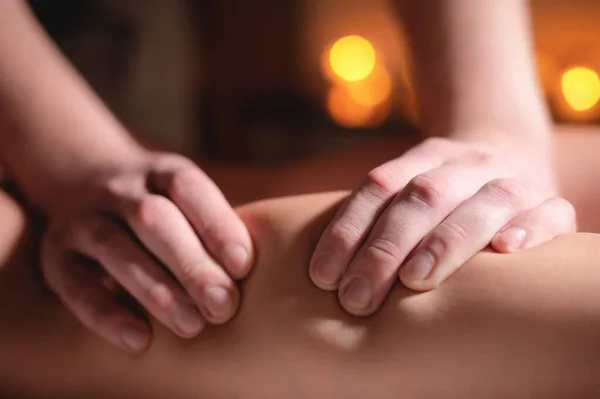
left=484, top=178, right=527, bottom=207
left=104, top=176, right=128, bottom=200
left=428, top=221, right=469, bottom=255
left=364, top=237, right=403, bottom=264
left=196, top=217, right=228, bottom=243
left=104, top=176, right=145, bottom=208
left=422, top=137, right=448, bottom=153
left=143, top=283, right=175, bottom=313
left=168, top=167, right=203, bottom=199
left=327, top=221, right=364, bottom=253
left=440, top=221, right=470, bottom=243
left=405, top=174, right=448, bottom=209
left=133, top=195, right=172, bottom=230
left=364, top=168, right=400, bottom=199
left=469, top=151, right=498, bottom=169
left=177, top=261, right=208, bottom=293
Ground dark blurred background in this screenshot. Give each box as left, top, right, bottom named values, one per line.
left=30, top=0, right=600, bottom=164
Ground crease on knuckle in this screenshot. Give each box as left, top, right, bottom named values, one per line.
left=328, top=221, right=364, bottom=253
left=428, top=222, right=469, bottom=257
left=405, top=174, right=447, bottom=209
left=178, top=260, right=208, bottom=293
left=365, top=168, right=400, bottom=199
left=485, top=179, right=526, bottom=207
left=365, top=237, right=402, bottom=264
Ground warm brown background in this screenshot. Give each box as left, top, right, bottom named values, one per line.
left=31, top=0, right=600, bottom=163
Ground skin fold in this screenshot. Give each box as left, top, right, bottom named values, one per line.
left=1, top=190, right=600, bottom=398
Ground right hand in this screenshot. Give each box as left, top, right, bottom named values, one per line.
left=41, top=150, right=253, bottom=352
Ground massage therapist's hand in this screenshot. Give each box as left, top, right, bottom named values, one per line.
left=310, top=135, right=576, bottom=316
left=40, top=150, right=253, bottom=352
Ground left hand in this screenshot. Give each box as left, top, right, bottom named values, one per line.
left=309, top=135, right=576, bottom=316
left=40, top=149, right=253, bottom=352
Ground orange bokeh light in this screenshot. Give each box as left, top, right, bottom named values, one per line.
left=327, top=85, right=389, bottom=128
left=345, top=63, right=392, bottom=107
left=561, top=66, right=600, bottom=112
left=327, top=35, right=376, bottom=82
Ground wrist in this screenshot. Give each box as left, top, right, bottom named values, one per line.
left=12, top=131, right=149, bottom=214
left=436, top=124, right=554, bottom=158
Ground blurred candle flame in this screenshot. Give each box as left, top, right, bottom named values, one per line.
left=561, top=66, right=600, bottom=112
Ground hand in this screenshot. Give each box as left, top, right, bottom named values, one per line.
left=40, top=150, right=253, bottom=352
left=309, top=136, right=576, bottom=316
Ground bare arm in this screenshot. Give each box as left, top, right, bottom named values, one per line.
left=0, top=1, right=254, bottom=351
left=395, top=0, right=551, bottom=143
left=310, top=1, right=566, bottom=305
left=0, top=192, right=599, bottom=398
left=0, top=0, right=143, bottom=211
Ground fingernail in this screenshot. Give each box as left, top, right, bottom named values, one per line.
left=342, top=276, right=373, bottom=310
left=223, top=244, right=249, bottom=276
left=497, top=227, right=527, bottom=251
left=172, top=305, right=204, bottom=336
left=402, top=251, right=435, bottom=281
left=312, top=254, right=339, bottom=286
left=204, top=286, right=232, bottom=317
left=120, top=324, right=149, bottom=352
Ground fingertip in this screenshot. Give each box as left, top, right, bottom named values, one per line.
left=309, top=253, right=341, bottom=291
left=200, top=284, right=240, bottom=325
left=399, top=265, right=438, bottom=292
left=492, top=226, right=527, bottom=253
left=119, top=321, right=151, bottom=353
left=399, top=273, right=438, bottom=292
left=399, top=251, right=435, bottom=285
left=338, top=276, right=376, bottom=317
left=170, top=302, right=206, bottom=338
left=222, top=243, right=253, bottom=279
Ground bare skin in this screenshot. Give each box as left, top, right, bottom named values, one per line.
left=0, top=0, right=253, bottom=351
left=0, top=0, right=575, bottom=351
left=311, top=0, right=572, bottom=314
left=1, top=189, right=600, bottom=398
left=210, top=125, right=600, bottom=232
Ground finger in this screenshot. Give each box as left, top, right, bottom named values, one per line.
left=121, top=194, right=239, bottom=324
left=69, top=216, right=206, bottom=339
left=309, top=141, right=450, bottom=290
left=41, top=246, right=150, bottom=353
left=492, top=197, right=576, bottom=253
left=152, top=162, right=254, bottom=279
left=337, top=157, right=502, bottom=315
left=400, top=178, right=529, bottom=291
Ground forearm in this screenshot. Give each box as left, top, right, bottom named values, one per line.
left=396, top=0, right=551, bottom=144
left=0, top=0, right=143, bottom=210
